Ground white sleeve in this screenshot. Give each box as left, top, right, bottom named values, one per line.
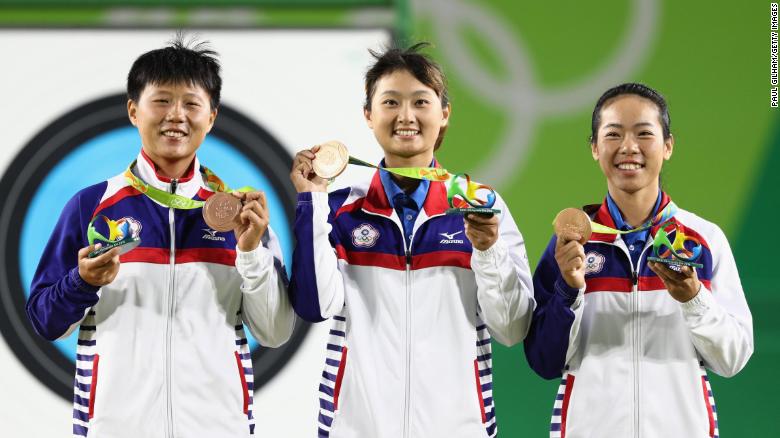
left=236, top=226, right=295, bottom=348
left=473, top=194, right=536, bottom=347
left=680, top=225, right=754, bottom=377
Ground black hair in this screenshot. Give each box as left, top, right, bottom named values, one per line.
left=364, top=42, right=449, bottom=150
left=590, top=82, right=671, bottom=143
left=127, top=32, right=222, bottom=109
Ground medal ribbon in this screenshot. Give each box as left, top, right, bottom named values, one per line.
left=588, top=201, right=678, bottom=235
left=123, top=160, right=254, bottom=210
left=346, top=156, right=498, bottom=210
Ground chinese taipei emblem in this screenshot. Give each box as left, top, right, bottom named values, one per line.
left=584, top=251, right=606, bottom=275
left=352, top=223, right=380, bottom=248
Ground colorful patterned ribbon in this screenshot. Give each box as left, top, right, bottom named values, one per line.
left=588, top=201, right=678, bottom=235
left=347, top=156, right=498, bottom=211
left=122, top=160, right=253, bottom=211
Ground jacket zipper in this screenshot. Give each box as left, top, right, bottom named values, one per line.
left=165, top=178, right=178, bottom=438
left=600, top=239, right=650, bottom=438
left=403, top=241, right=412, bottom=438
left=361, top=207, right=444, bottom=438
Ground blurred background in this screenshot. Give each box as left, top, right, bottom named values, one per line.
left=0, top=0, right=774, bottom=436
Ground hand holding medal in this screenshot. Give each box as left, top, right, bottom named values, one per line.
left=553, top=208, right=592, bottom=245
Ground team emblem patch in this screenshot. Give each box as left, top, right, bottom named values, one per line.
left=584, top=251, right=605, bottom=275
left=352, top=223, right=379, bottom=248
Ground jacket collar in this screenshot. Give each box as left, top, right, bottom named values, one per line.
left=134, top=149, right=204, bottom=200
left=362, top=158, right=449, bottom=218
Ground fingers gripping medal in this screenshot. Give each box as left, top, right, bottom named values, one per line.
left=553, top=208, right=592, bottom=245
left=203, top=192, right=243, bottom=232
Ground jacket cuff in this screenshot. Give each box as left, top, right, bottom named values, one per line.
left=472, top=239, right=506, bottom=263
left=679, top=283, right=711, bottom=316
left=297, top=191, right=329, bottom=204
left=235, top=244, right=273, bottom=268
left=554, top=277, right=583, bottom=306
left=68, top=267, right=100, bottom=294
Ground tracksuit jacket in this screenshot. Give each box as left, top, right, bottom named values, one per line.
left=524, top=193, right=753, bottom=438
left=26, top=151, right=295, bottom=438
left=290, top=167, right=536, bottom=438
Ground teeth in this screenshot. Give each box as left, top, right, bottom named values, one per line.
left=163, top=131, right=185, bottom=138
left=395, top=129, right=419, bottom=136
left=617, top=163, right=643, bottom=170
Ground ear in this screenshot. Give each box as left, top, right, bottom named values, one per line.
left=590, top=140, right=600, bottom=161
left=663, top=133, right=674, bottom=160
left=127, top=100, right=138, bottom=126
left=206, top=107, right=218, bottom=133
left=440, top=102, right=451, bottom=128
left=363, top=107, right=374, bottom=129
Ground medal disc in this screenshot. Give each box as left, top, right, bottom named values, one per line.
left=312, top=140, right=349, bottom=179
left=553, top=208, right=592, bottom=245
left=203, top=192, right=243, bottom=232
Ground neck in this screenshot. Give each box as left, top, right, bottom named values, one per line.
left=608, top=184, right=660, bottom=228
left=384, top=153, right=432, bottom=194
left=143, top=150, right=194, bottom=180
left=384, top=152, right=433, bottom=170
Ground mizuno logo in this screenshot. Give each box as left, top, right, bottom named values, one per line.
left=202, top=228, right=226, bottom=242
left=439, top=230, right=464, bottom=244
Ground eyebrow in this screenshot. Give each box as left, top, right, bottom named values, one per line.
left=379, top=90, right=435, bottom=97
left=150, top=91, right=205, bottom=100
left=602, top=122, right=655, bottom=129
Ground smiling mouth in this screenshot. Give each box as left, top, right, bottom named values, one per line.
left=161, top=130, right=187, bottom=138
left=394, top=129, right=420, bottom=137
left=616, top=163, right=644, bottom=170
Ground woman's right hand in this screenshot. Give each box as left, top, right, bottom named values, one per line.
left=290, top=146, right=328, bottom=193
left=555, top=231, right=586, bottom=289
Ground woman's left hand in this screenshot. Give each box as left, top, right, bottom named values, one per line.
left=464, top=213, right=499, bottom=251
left=233, top=191, right=269, bottom=252
left=648, top=261, right=701, bottom=303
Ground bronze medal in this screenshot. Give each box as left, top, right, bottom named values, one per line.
left=203, top=192, right=243, bottom=232
left=553, top=208, right=592, bottom=245
left=312, top=140, right=349, bottom=179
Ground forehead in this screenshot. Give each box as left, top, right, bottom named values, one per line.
left=140, top=81, right=211, bottom=98
left=599, top=94, right=661, bottom=126
left=374, top=69, right=437, bottom=95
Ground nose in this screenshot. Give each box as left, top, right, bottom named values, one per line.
left=397, top=102, right=416, bottom=125
left=619, top=134, right=640, bottom=154
left=165, top=101, right=185, bottom=122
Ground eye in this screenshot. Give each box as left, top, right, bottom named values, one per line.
left=604, top=131, right=620, bottom=138
left=382, top=99, right=398, bottom=106
left=415, top=99, right=430, bottom=106
left=638, top=130, right=654, bottom=136
left=154, top=99, right=169, bottom=104
left=186, top=101, right=201, bottom=107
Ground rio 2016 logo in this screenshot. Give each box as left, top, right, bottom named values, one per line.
left=0, top=94, right=309, bottom=401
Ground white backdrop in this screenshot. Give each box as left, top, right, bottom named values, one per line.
left=0, top=29, right=390, bottom=436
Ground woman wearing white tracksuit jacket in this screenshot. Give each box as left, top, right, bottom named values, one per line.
left=288, top=43, right=536, bottom=438
left=524, top=83, right=753, bottom=438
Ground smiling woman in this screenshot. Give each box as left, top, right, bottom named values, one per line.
left=288, top=43, right=536, bottom=438
left=524, top=83, right=754, bottom=438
